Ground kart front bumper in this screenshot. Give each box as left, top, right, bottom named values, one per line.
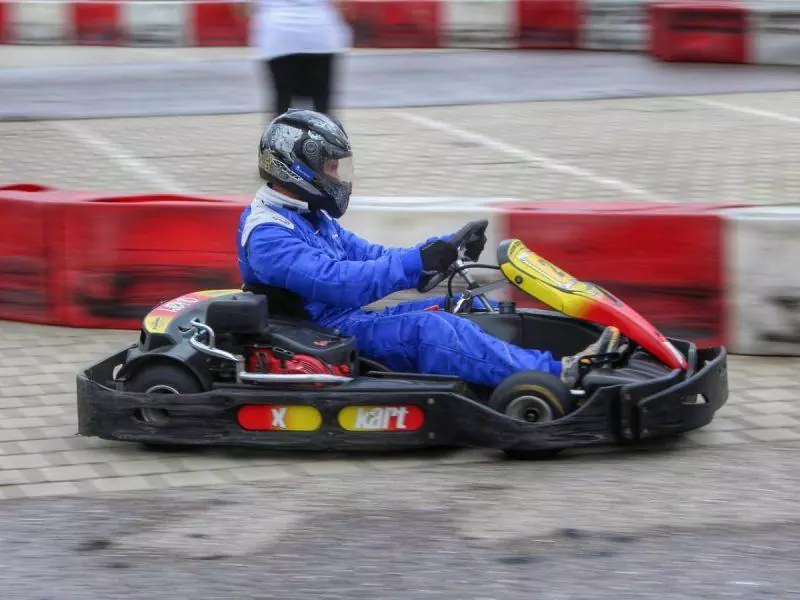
left=76, top=341, right=728, bottom=453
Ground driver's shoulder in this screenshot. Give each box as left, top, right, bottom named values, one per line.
left=241, top=201, right=306, bottom=247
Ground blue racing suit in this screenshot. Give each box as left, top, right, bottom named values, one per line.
left=237, top=186, right=563, bottom=387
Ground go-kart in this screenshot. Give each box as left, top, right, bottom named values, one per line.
left=75, top=220, right=729, bottom=458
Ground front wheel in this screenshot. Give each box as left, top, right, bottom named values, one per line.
left=488, top=371, right=579, bottom=460
left=124, top=363, right=205, bottom=451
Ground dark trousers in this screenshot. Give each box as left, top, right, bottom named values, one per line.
left=265, top=52, right=336, bottom=118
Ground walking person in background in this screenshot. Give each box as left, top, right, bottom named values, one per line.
left=239, top=0, right=353, bottom=119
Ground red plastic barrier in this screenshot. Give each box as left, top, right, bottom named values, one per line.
left=0, top=187, right=64, bottom=325
left=191, top=1, right=248, bottom=47
left=648, top=1, right=749, bottom=63
left=517, top=0, right=582, bottom=49
left=59, top=194, right=249, bottom=329
left=72, top=1, right=122, bottom=45
left=0, top=3, right=8, bottom=45
left=501, top=202, right=735, bottom=348
left=343, top=0, right=441, bottom=49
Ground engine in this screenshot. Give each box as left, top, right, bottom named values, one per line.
left=246, top=346, right=351, bottom=378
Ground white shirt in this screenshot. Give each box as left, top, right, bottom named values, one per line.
left=251, top=0, right=353, bottom=60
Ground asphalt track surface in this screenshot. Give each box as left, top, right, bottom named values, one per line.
left=1, top=47, right=800, bottom=119
left=1, top=46, right=800, bottom=599
left=2, top=445, right=799, bottom=599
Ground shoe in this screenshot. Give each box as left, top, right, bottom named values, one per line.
left=560, top=326, right=621, bottom=387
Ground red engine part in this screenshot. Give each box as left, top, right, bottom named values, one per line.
left=246, top=346, right=351, bottom=377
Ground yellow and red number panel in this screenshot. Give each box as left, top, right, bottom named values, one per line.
left=238, top=405, right=323, bottom=432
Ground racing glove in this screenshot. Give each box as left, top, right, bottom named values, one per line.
left=461, top=221, right=488, bottom=261
left=420, top=239, right=458, bottom=274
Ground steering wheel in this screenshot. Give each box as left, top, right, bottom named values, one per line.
left=417, top=219, right=489, bottom=293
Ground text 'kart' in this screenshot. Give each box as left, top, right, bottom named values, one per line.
left=76, top=224, right=729, bottom=459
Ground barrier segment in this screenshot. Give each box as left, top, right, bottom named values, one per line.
left=0, top=2, right=7, bottom=44
left=749, top=1, right=800, bottom=66
left=123, top=1, right=188, bottom=47
left=72, top=1, right=122, bottom=45
left=59, top=194, right=249, bottom=329
left=581, top=0, right=648, bottom=51
left=0, top=185, right=110, bottom=325
left=190, top=0, right=248, bottom=46
left=341, top=198, right=507, bottom=291
left=725, top=206, right=800, bottom=356
left=0, top=187, right=60, bottom=324
left=344, top=0, right=442, bottom=48
left=441, top=0, right=517, bottom=48
left=500, top=202, right=733, bottom=348
left=648, top=0, right=749, bottom=63
left=8, top=0, right=69, bottom=44
left=517, top=0, right=583, bottom=48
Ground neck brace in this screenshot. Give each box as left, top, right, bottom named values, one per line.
left=256, top=184, right=310, bottom=213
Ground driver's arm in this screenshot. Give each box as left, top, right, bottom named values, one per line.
left=245, top=224, right=424, bottom=308
left=330, top=218, right=441, bottom=262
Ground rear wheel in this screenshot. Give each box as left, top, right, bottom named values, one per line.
left=125, top=363, right=204, bottom=451
left=488, top=371, right=579, bottom=460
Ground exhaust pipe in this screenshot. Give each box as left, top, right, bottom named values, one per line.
left=238, top=372, right=352, bottom=384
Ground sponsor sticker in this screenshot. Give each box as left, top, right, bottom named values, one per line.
left=237, top=405, right=323, bottom=432
left=338, top=405, right=425, bottom=432
left=143, top=289, right=240, bottom=333
left=517, top=250, right=577, bottom=288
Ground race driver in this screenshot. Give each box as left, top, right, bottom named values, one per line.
left=237, top=109, right=618, bottom=389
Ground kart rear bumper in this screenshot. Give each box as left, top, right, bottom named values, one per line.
left=76, top=341, right=728, bottom=453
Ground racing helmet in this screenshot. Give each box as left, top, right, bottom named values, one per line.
left=258, top=109, right=354, bottom=218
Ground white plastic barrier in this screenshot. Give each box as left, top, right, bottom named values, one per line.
left=726, top=206, right=800, bottom=356
left=748, top=1, right=800, bottom=66
left=341, top=197, right=505, bottom=262
left=124, top=1, right=188, bottom=47
left=441, top=0, right=517, bottom=48
left=9, top=1, right=69, bottom=44
left=580, top=0, right=647, bottom=52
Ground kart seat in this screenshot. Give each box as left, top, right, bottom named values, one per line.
left=242, top=282, right=312, bottom=321
left=264, top=320, right=357, bottom=366
left=239, top=282, right=389, bottom=372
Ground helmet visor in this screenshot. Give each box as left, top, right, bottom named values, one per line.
left=323, top=156, right=354, bottom=186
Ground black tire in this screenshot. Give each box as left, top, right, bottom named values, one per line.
left=126, top=362, right=204, bottom=393
left=124, top=363, right=204, bottom=451
left=489, top=371, right=577, bottom=422
left=488, top=371, right=579, bottom=460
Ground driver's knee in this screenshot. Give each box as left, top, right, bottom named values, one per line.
left=412, top=311, right=476, bottom=351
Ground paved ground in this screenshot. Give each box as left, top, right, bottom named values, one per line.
left=3, top=91, right=800, bottom=204
left=2, top=46, right=800, bottom=120
left=1, top=46, right=800, bottom=598
left=1, top=444, right=799, bottom=600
